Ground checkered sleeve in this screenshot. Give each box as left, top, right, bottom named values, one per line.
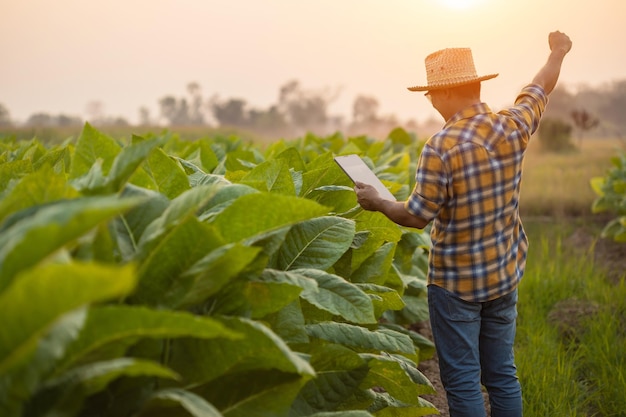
left=405, top=144, right=447, bottom=221
left=499, top=84, right=548, bottom=135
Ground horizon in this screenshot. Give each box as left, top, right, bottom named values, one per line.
left=2, top=0, right=625, bottom=125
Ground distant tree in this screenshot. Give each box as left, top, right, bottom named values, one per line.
left=138, top=106, right=152, bottom=126
left=56, top=114, right=82, bottom=127
left=26, top=113, right=54, bottom=127
left=570, top=109, right=600, bottom=146
left=599, top=80, right=626, bottom=136
left=95, top=116, right=130, bottom=127
left=158, top=82, right=208, bottom=126
left=352, top=95, right=380, bottom=125
left=187, top=82, right=205, bottom=125
left=25, top=113, right=82, bottom=127
left=159, top=96, right=189, bottom=125
left=248, top=105, right=289, bottom=134
left=210, top=97, right=248, bottom=127
left=0, top=103, right=12, bottom=126
left=543, top=85, right=576, bottom=121
left=537, top=117, right=575, bottom=152
left=278, top=80, right=339, bottom=134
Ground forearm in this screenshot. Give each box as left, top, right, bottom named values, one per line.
left=377, top=200, right=429, bottom=229
left=354, top=181, right=429, bottom=229
left=532, top=31, right=572, bottom=95
left=531, top=48, right=568, bottom=95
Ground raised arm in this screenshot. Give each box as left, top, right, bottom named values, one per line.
left=532, top=31, right=572, bottom=95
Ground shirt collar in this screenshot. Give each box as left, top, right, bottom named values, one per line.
left=444, top=102, right=492, bottom=129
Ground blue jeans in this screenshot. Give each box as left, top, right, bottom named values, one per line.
left=428, top=285, right=522, bottom=417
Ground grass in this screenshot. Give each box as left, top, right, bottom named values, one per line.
left=520, top=137, right=626, bottom=217
left=517, top=219, right=626, bottom=416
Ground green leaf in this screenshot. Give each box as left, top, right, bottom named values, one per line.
left=211, top=193, right=330, bottom=242
left=305, top=322, right=415, bottom=356
left=57, top=305, right=241, bottom=374
left=69, top=123, right=121, bottom=179
left=590, top=176, right=606, bottom=197
left=141, top=388, right=223, bottom=417
left=259, top=269, right=376, bottom=324
left=31, top=358, right=179, bottom=417
left=243, top=280, right=303, bottom=319
left=0, top=308, right=87, bottom=417
left=197, top=183, right=258, bottom=222
left=379, top=324, right=435, bottom=362
left=0, top=164, right=78, bottom=225
left=290, top=344, right=369, bottom=415
left=0, top=159, right=32, bottom=192
left=359, top=355, right=434, bottom=405
left=264, top=301, right=309, bottom=344
left=168, top=317, right=315, bottom=387
left=270, top=216, right=356, bottom=271
left=143, top=147, right=191, bottom=199
left=350, top=211, right=403, bottom=271
left=300, top=153, right=346, bottom=198
left=178, top=243, right=261, bottom=308
left=138, top=185, right=221, bottom=251
left=103, top=136, right=165, bottom=193
left=293, top=269, right=376, bottom=324
left=350, top=242, right=397, bottom=285
left=76, top=359, right=178, bottom=388
left=133, top=217, right=225, bottom=307
left=387, top=127, right=413, bottom=146
left=0, top=262, right=136, bottom=374
left=0, top=196, right=143, bottom=291
left=32, top=145, right=70, bottom=173
left=591, top=196, right=610, bottom=214
left=239, top=159, right=296, bottom=195
left=200, top=370, right=310, bottom=417
left=355, top=283, right=405, bottom=317
left=110, top=185, right=170, bottom=261
left=369, top=392, right=438, bottom=417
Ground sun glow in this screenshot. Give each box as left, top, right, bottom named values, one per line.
left=440, top=0, right=482, bottom=10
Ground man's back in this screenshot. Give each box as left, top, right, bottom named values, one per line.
left=410, top=85, right=548, bottom=302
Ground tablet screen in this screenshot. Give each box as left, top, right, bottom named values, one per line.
left=334, top=154, right=396, bottom=201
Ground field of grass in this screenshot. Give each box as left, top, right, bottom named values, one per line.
left=517, top=138, right=626, bottom=416
left=520, top=137, right=626, bottom=218
left=518, top=219, right=626, bottom=416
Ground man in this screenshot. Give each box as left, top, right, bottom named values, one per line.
left=354, top=31, right=572, bottom=417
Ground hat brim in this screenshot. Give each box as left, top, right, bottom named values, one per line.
left=407, top=73, right=499, bottom=92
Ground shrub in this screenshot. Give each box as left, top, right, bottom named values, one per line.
left=591, top=152, right=626, bottom=242
left=537, top=117, right=576, bottom=152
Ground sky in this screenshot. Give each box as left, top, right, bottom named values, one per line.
left=2, top=0, right=626, bottom=125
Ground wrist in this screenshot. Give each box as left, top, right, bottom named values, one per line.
left=552, top=46, right=569, bottom=57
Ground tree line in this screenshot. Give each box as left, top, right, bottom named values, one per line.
left=0, top=80, right=412, bottom=139
left=2, top=79, right=626, bottom=140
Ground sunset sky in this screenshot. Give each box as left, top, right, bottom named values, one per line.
left=2, top=0, right=625, bottom=125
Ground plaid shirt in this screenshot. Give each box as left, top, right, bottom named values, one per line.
left=406, top=84, right=548, bottom=302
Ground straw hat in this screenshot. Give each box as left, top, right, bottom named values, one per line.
left=407, top=47, right=498, bottom=92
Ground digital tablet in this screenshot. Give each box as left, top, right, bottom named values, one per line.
left=334, top=154, right=396, bottom=201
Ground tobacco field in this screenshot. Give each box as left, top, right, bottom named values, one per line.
left=0, top=124, right=439, bottom=416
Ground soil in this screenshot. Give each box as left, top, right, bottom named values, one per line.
left=413, top=225, right=626, bottom=417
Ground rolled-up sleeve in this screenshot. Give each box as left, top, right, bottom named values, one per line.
left=405, top=144, right=447, bottom=222
left=499, top=84, right=548, bottom=135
